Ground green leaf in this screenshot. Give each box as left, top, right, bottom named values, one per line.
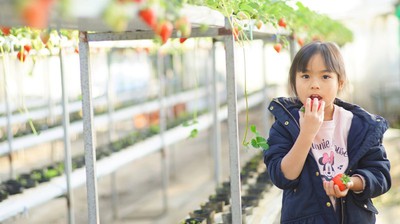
left=188, top=129, right=198, bottom=138
left=259, top=143, right=269, bottom=150
left=251, top=139, right=259, bottom=148
left=256, top=136, right=266, bottom=143
left=250, top=124, right=256, bottom=133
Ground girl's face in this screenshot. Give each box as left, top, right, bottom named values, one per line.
left=295, top=53, right=343, bottom=120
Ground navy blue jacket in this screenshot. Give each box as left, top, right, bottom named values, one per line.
left=264, top=97, right=391, bottom=224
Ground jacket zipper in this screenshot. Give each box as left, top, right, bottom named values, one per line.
left=341, top=198, right=345, bottom=224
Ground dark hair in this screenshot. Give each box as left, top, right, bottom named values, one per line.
left=288, top=41, right=347, bottom=96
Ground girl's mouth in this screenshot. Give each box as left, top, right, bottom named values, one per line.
left=310, top=94, right=322, bottom=100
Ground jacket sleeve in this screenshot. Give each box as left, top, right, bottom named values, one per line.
left=351, top=143, right=391, bottom=201
left=264, top=120, right=300, bottom=189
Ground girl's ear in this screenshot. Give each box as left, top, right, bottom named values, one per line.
left=338, top=80, right=345, bottom=91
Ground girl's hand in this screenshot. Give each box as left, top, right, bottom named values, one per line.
left=323, top=180, right=354, bottom=198
left=299, top=98, right=325, bottom=137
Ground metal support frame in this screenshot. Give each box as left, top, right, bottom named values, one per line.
left=157, top=51, right=169, bottom=213
left=78, top=31, right=100, bottom=224
left=224, top=18, right=242, bottom=223
left=59, top=42, right=76, bottom=224
left=1, top=51, right=14, bottom=179
left=211, top=39, right=222, bottom=186
left=106, top=49, right=119, bottom=220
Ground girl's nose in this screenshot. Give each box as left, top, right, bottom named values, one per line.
left=311, top=79, right=320, bottom=89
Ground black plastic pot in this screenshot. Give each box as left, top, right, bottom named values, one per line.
left=17, top=173, right=38, bottom=189
left=0, top=187, right=9, bottom=202
left=2, top=179, right=23, bottom=195
left=189, top=208, right=215, bottom=224
left=181, top=217, right=206, bottom=224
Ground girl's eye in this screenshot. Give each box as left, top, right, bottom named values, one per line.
left=301, top=74, right=310, bottom=79
left=322, top=75, right=331, bottom=79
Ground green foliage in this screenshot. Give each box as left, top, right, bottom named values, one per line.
left=188, top=0, right=353, bottom=45
left=249, top=125, right=269, bottom=151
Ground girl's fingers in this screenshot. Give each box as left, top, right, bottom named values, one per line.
left=312, top=98, right=319, bottom=112
left=305, top=98, right=312, bottom=112
left=318, top=100, right=325, bottom=113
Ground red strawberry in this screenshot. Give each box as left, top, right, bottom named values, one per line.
left=332, top=173, right=350, bottom=191
left=24, top=44, right=32, bottom=53
left=179, top=37, right=187, bottom=43
left=232, top=26, right=239, bottom=40
left=156, top=21, right=173, bottom=44
left=297, top=37, right=304, bottom=47
left=17, top=51, right=28, bottom=62
left=21, top=0, right=54, bottom=29
left=278, top=18, right=287, bottom=28
left=139, top=8, right=157, bottom=29
left=273, top=43, right=282, bottom=53
left=1, top=27, right=11, bottom=36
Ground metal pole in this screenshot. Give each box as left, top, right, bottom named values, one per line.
left=106, top=49, right=115, bottom=144
left=79, top=31, right=100, bottom=224
left=211, top=39, right=222, bottom=186
left=289, top=36, right=296, bottom=63
left=261, top=41, right=270, bottom=136
left=58, top=39, right=75, bottom=224
left=106, top=48, right=119, bottom=220
left=1, top=49, right=14, bottom=179
left=157, top=50, right=169, bottom=213
left=224, top=18, right=242, bottom=223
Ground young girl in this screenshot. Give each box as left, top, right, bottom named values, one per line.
left=264, top=41, right=391, bottom=223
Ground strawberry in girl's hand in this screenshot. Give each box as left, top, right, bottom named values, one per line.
left=332, top=173, right=350, bottom=191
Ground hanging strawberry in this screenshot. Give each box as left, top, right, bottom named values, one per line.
left=24, top=44, right=32, bottom=53
left=179, top=38, right=187, bottom=44
left=232, top=26, right=239, bottom=41
left=139, top=8, right=157, bottom=29
left=273, top=43, right=282, bottom=53
left=156, top=20, right=173, bottom=44
left=278, top=18, right=287, bottom=28
left=297, top=37, right=304, bottom=47
left=174, top=16, right=191, bottom=38
left=20, top=0, right=55, bottom=29
left=1, top=27, right=11, bottom=36
left=255, top=20, right=263, bottom=30
left=17, top=50, right=28, bottom=62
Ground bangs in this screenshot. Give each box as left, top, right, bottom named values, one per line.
left=295, top=44, right=335, bottom=74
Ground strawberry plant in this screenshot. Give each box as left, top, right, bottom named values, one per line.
left=249, top=125, right=269, bottom=151
left=332, top=173, right=350, bottom=191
